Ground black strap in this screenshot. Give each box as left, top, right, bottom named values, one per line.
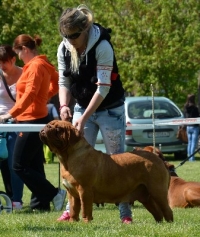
left=0, top=70, right=16, bottom=102
left=175, top=146, right=200, bottom=169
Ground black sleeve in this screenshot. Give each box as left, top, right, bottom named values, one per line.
left=193, top=107, right=200, bottom=117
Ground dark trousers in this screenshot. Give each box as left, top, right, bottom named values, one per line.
left=0, top=159, right=12, bottom=198
left=12, top=117, right=58, bottom=210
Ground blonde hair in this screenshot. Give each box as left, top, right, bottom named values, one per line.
left=59, top=5, right=94, bottom=73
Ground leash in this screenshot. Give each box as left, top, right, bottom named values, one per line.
left=150, top=84, right=165, bottom=154
left=150, top=84, right=156, bottom=153
left=175, top=147, right=200, bottom=169
left=149, top=84, right=199, bottom=169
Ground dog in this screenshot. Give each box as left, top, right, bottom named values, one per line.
left=133, top=146, right=165, bottom=161
left=39, top=120, right=173, bottom=223
left=166, top=163, right=200, bottom=208
left=138, top=146, right=200, bottom=208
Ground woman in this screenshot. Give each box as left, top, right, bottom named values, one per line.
left=57, top=5, right=132, bottom=223
left=0, top=35, right=66, bottom=211
left=0, top=45, right=24, bottom=209
left=183, top=94, right=200, bottom=161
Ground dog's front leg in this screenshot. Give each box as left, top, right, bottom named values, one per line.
left=78, top=186, right=93, bottom=222
left=68, top=192, right=81, bottom=222
left=184, top=187, right=200, bottom=207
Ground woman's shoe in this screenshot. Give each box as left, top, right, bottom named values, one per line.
left=122, top=217, right=132, bottom=224
left=57, top=211, right=70, bottom=221
left=12, top=202, right=23, bottom=210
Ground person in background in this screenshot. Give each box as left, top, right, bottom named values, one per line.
left=43, top=100, right=60, bottom=164
left=57, top=5, right=132, bottom=223
left=183, top=94, right=200, bottom=161
left=0, top=35, right=66, bottom=211
left=0, top=45, right=24, bottom=210
left=48, top=94, right=60, bottom=116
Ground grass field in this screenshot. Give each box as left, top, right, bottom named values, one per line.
left=0, top=155, right=200, bottom=237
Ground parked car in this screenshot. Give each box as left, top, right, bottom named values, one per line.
left=125, top=96, right=187, bottom=159
left=95, top=96, right=187, bottom=159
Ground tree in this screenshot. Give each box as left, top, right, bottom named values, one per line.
left=97, top=0, right=200, bottom=107
left=1, top=0, right=200, bottom=107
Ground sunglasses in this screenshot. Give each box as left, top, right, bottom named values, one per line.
left=64, top=32, right=82, bottom=40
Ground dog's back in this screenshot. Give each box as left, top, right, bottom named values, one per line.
left=91, top=151, right=170, bottom=203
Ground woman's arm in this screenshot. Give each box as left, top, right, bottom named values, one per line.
left=57, top=41, right=73, bottom=120
left=74, top=40, right=114, bottom=132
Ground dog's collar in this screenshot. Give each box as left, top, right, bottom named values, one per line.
left=169, top=168, right=178, bottom=177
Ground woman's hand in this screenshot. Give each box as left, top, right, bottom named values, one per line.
left=73, top=117, right=86, bottom=136
left=0, top=113, right=12, bottom=123
left=60, top=106, right=72, bottom=121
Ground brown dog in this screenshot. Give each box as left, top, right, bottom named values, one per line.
left=166, top=163, right=200, bottom=208
left=139, top=146, right=200, bottom=208
left=39, top=120, right=173, bottom=223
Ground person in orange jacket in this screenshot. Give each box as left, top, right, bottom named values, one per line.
left=0, top=34, right=66, bottom=211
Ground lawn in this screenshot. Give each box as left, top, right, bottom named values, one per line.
left=0, top=156, right=200, bottom=237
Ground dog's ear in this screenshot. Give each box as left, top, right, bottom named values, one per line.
left=133, top=147, right=143, bottom=151
left=64, top=122, right=82, bottom=146
left=154, top=148, right=165, bottom=161
left=143, top=146, right=154, bottom=153
left=143, top=146, right=165, bottom=161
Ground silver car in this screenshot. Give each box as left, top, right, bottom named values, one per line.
left=95, top=96, right=187, bottom=159
left=125, top=96, right=187, bottom=159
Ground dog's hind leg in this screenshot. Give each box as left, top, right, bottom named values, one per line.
left=140, top=196, right=164, bottom=222
left=151, top=195, right=173, bottom=222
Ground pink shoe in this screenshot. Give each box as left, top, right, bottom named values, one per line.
left=57, top=211, right=70, bottom=221
left=12, top=202, right=23, bottom=210
left=122, top=217, right=132, bottom=224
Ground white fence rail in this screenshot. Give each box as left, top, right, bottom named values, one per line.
left=0, top=117, right=200, bottom=132
left=0, top=124, right=45, bottom=132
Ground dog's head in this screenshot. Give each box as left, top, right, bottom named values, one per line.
left=39, top=120, right=81, bottom=154
left=143, top=146, right=165, bottom=161
left=164, top=162, right=178, bottom=177
left=134, top=146, right=178, bottom=177
left=134, top=146, right=165, bottom=161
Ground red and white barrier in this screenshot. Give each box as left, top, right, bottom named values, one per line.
left=126, top=117, right=200, bottom=130
left=156, top=117, right=200, bottom=125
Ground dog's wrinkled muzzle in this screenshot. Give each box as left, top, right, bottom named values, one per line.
left=39, top=124, right=53, bottom=143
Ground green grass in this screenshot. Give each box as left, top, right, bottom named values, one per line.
left=1, top=156, right=200, bottom=237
